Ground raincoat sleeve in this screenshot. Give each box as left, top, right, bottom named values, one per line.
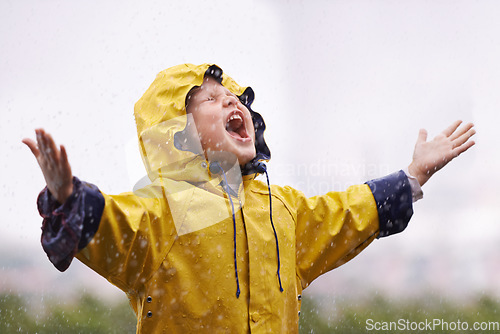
left=75, top=186, right=177, bottom=294
left=292, top=170, right=413, bottom=288
left=39, top=177, right=177, bottom=293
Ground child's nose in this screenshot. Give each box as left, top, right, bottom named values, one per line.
left=224, top=95, right=239, bottom=107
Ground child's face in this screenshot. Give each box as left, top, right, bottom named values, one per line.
left=187, top=77, right=256, bottom=165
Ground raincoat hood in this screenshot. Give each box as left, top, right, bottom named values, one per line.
left=133, top=63, right=270, bottom=184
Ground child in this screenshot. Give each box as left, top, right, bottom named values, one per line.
left=23, top=63, right=475, bottom=333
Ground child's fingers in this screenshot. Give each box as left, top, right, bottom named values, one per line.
left=45, top=132, right=59, bottom=160
left=449, top=122, right=474, bottom=141
left=37, top=129, right=56, bottom=170
left=22, top=138, right=40, bottom=158
left=417, top=128, right=428, bottom=144
left=442, top=120, right=462, bottom=137
left=38, top=130, right=58, bottom=166
left=36, top=129, right=48, bottom=158
left=60, top=145, right=68, bottom=162
left=452, top=139, right=475, bottom=157
left=36, top=130, right=51, bottom=167
left=60, top=145, right=71, bottom=172
left=453, top=127, right=476, bottom=148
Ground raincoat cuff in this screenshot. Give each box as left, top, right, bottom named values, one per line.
left=365, top=170, right=413, bottom=238
left=37, top=176, right=104, bottom=271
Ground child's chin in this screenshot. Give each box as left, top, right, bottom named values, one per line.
left=237, top=151, right=257, bottom=166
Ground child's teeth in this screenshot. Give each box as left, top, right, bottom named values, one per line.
left=226, top=114, right=244, bottom=132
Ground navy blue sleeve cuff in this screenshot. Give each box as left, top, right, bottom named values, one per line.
left=365, top=170, right=413, bottom=238
left=38, top=177, right=105, bottom=271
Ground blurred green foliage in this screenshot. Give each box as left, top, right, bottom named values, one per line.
left=1, top=292, right=499, bottom=333
left=0, top=292, right=135, bottom=334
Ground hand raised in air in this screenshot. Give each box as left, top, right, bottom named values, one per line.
left=23, top=129, right=74, bottom=204
left=408, top=120, right=475, bottom=186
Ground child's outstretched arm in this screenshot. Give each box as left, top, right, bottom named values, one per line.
left=23, top=129, right=106, bottom=272
left=408, top=120, right=475, bottom=187
left=22, top=129, right=74, bottom=204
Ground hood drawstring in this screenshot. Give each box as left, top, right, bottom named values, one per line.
left=255, top=162, right=284, bottom=293
left=210, top=161, right=283, bottom=298
left=211, top=162, right=241, bottom=298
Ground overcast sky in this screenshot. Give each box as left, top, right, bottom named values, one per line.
left=1, top=0, right=500, bottom=299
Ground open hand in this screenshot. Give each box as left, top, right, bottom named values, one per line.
left=408, top=120, right=475, bottom=187
left=23, top=129, right=73, bottom=204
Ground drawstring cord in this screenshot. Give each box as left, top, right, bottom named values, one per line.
left=211, top=161, right=283, bottom=298
left=213, top=162, right=241, bottom=298
left=260, top=164, right=284, bottom=293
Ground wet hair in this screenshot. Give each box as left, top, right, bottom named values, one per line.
left=185, top=85, right=201, bottom=112
left=185, top=65, right=223, bottom=111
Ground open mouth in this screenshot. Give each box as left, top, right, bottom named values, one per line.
left=225, top=110, right=252, bottom=142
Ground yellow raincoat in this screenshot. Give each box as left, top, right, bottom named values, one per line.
left=75, top=64, right=383, bottom=333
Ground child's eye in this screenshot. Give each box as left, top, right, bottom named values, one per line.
left=207, top=97, right=215, bottom=101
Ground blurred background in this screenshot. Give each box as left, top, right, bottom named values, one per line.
left=1, top=0, right=499, bottom=332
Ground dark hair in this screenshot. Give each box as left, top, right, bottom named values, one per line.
left=185, top=85, right=201, bottom=112
left=185, top=64, right=225, bottom=111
